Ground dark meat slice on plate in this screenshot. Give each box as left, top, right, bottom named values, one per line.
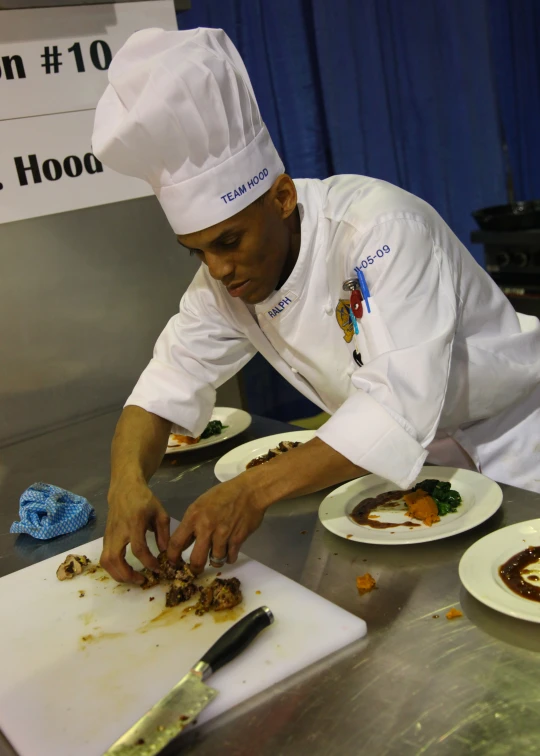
left=195, top=577, right=243, bottom=615
left=278, top=441, right=301, bottom=452
left=246, top=440, right=302, bottom=469
left=166, top=579, right=198, bottom=607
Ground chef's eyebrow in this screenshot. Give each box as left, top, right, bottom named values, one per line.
left=176, top=228, right=241, bottom=253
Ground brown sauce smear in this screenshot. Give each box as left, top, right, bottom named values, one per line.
left=499, top=546, right=540, bottom=601
left=351, top=489, right=420, bottom=529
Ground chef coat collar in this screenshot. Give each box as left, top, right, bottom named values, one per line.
left=254, top=182, right=318, bottom=315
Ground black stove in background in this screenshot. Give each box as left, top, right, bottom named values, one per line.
left=470, top=229, right=540, bottom=318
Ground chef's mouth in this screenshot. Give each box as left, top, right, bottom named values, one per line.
left=227, top=280, right=251, bottom=298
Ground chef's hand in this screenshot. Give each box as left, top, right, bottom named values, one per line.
left=101, top=480, right=170, bottom=584
left=166, top=438, right=367, bottom=574
left=167, top=476, right=266, bottom=574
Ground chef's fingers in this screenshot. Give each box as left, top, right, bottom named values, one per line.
left=101, top=542, right=145, bottom=585
left=167, top=520, right=195, bottom=564
left=130, top=530, right=160, bottom=573
left=210, top=524, right=230, bottom=567
left=154, top=510, right=171, bottom=553
left=226, top=529, right=246, bottom=565
left=188, top=531, right=213, bottom=575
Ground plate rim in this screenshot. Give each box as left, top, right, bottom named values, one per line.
left=459, top=518, right=540, bottom=623
left=165, top=407, right=252, bottom=455
left=214, top=429, right=316, bottom=482
left=318, top=466, right=503, bottom=545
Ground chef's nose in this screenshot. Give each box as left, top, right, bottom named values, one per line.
left=204, top=250, right=234, bottom=282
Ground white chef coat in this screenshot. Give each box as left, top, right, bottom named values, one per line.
left=127, top=175, right=540, bottom=492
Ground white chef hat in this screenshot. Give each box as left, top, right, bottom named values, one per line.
left=92, top=27, right=285, bottom=235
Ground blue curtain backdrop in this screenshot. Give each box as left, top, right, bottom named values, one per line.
left=177, top=0, right=540, bottom=421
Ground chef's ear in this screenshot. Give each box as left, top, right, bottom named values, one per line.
left=269, top=174, right=297, bottom=220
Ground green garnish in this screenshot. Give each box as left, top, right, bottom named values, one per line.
left=200, top=420, right=228, bottom=439
left=413, top=479, right=462, bottom=516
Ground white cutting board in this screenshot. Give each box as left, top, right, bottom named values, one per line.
left=0, top=536, right=366, bottom=756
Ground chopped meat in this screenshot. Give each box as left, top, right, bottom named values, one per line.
left=157, top=551, right=178, bottom=581
left=166, top=579, right=198, bottom=607
left=141, top=569, right=160, bottom=589
left=246, top=440, right=302, bottom=469
left=141, top=552, right=198, bottom=608
left=446, top=607, right=463, bottom=620
left=172, top=562, right=195, bottom=583
left=356, top=573, right=377, bottom=595
left=158, top=551, right=194, bottom=582
left=213, top=577, right=242, bottom=610
left=195, top=586, right=214, bottom=616
left=56, top=554, right=91, bottom=581
left=141, top=552, right=194, bottom=589
left=195, top=578, right=242, bottom=616
left=403, top=490, right=440, bottom=527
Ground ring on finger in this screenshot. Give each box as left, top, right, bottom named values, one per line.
left=209, top=552, right=227, bottom=568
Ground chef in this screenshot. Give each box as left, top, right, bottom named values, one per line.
left=92, top=27, right=540, bottom=584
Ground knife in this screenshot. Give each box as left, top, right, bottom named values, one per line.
left=102, top=606, right=274, bottom=756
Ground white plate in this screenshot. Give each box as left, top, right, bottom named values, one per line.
left=318, top=466, right=503, bottom=545
left=214, top=430, right=316, bottom=482
left=459, top=519, right=540, bottom=623
left=165, top=407, right=252, bottom=455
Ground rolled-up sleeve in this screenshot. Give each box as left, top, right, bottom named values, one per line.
left=317, top=217, right=457, bottom=488
left=125, top=268, right=256, bottom=436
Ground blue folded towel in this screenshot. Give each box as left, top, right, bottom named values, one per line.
left=10, top=482, right=95, bottom=540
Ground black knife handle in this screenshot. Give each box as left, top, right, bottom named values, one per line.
left=199, top=606, right=274, bottom=675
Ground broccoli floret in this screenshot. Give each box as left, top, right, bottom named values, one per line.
left=200, top=420, right=228, bottom=439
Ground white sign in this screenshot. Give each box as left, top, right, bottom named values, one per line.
left=0, top=0, right=177, bottom=224
left=0, top=110, right=153, bottom=224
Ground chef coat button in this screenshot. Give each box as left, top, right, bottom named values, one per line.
left=324, top=304, right=333, bottom=315
left=346, top=365, right=355, bottom=376
left=291, top=367, right=298, bottom=374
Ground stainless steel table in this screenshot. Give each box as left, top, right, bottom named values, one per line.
left=1, top=410, right=540, bottom=756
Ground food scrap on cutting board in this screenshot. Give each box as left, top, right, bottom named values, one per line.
left=56, top=554, right=91, bottom=580
left=56, top=551, right=243, bottom=616
left=356, top=573, right=377, bottom=595
left=446, top=608, right=463, bottom=620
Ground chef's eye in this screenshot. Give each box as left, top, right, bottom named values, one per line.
left=220, top=236, right=240, bottom=249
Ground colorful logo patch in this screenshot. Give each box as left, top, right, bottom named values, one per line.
left=335, top=299, right=353, bottom=343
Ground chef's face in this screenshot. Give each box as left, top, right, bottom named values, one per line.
left=176, top=174, right=300, bottom=305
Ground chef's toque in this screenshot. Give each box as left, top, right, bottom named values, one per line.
left=92, top=27, right=284, bottom=234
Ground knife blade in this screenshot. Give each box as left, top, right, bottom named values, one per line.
left=102, top=605, right=274, bottom=756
